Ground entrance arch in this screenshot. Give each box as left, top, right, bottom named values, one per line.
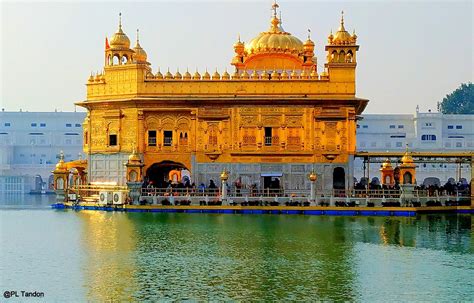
left=146, top=161, right=188, bottom=188
left=403, top=172, right=413, bottom=184
left=333, top=167, right=345, bottom=190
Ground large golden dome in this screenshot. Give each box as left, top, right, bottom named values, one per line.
left=110, top=14, right=130, bottom=49
left=245, top=16, right=303, bottom=54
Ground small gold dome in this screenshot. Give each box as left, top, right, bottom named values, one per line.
left=110, top=15, right=130, bottom=50
left=88, top=74, right=94, bottom=82
left=164, top=69, right=173, bottom=79
left=382, top=159, right=393, bottom=169
left=332, top=12, right=353, bottom=45
left=401, top=152, right=414, bottom=164
left=241, top=70, right=250, bottom=79
left=290, top=69, right=299, bottom=79
left=222, top=70, right=230, bottom=80
left=303, top=36, right=315, bottom=52
left=281, top=70, right=289, bottom=80
left=183, top=70, right=192, bottom=80
left=155, top=69, right=163, bottom=79
left=251, top=70, right=259, bottom=80
left=174, top=70, right=182, bottom=79
left=212, top=69, right=220, bottom=80
left=310, top=69, right=318, bottom=79
left=202, top=70, right=211, bottom=80
left=233, top=35, right=245, bottom=54
left=327, top=30, right=334, bottom=44
left=308, top=170, right=317, bottom=182
left=54, top=151, right=67, bottom=172
left=55, top=160, right=67, bottom=171
left=133, top=43, right=147, bottom=63
left=220, top=169, right=229, bottom=181
left=231, top=70, right=240, bottom=79
left=271, top=69, right=279, bottom=80
left=128, top=151, right=141, bottom=162
left=192, top=70, right=201, bottom=80
left=320, top=68, right=329, bottom=79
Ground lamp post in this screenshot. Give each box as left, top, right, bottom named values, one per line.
left=220, top=168, right=229, bottom=204
left=308, top=169, right=317, bottom=205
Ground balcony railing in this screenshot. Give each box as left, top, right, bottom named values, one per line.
left=264, top=136, right=279, bottom=146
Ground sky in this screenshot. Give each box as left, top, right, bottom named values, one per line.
left=1, top=0, right=472, bottom=114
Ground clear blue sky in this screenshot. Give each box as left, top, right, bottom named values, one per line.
left=1, top=1, right=472, bottom=113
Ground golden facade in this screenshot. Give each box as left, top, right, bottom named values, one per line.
left=78, top=4, right=368, bottom=191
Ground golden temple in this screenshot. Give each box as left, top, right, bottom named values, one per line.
left=76, top=3, right=368, bottom=192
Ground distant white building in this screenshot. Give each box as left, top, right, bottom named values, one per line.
left=355, top=111, right=473, bottom=185
left=0, top=110, right=86, bottom=193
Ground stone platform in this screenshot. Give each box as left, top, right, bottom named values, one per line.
left=52, top=202, right=473, bottom=217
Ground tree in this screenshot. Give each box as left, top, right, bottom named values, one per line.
left=437, top=83, right=473, bottom=114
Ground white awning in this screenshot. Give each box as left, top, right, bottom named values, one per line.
left=261, top=173, right=283, bottom=177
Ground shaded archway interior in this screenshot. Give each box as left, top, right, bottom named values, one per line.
left=146, top=161, right=188, bottom=188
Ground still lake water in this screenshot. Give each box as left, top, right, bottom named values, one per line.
left=0, top=195, right=473, bottom=302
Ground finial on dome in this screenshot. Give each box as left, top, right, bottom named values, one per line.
left=307, top=28, right=311, bottom=40
left=339, top=10, right=346, bottom=31
left=272, top=0, right=279, bottom=17
left=136, top=28, right=140, bottom=43
left=279, top=11, right=282, bottom=25
left=119, top=12, right=122, bottom=30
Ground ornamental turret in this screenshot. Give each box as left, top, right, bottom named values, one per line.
left=399, top=146, right=417, bottom=184
left=325, top=11, right=359, bottom=65
left=105, top=13, right=135, bottom=66
left=132, top=29, right=149, bottom=64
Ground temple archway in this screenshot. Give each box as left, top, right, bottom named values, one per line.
left=146, top=161, right=188, bottom=188
left=403, top=172, right=413, bottom=184
left=333, top=167, right=345, bottom=190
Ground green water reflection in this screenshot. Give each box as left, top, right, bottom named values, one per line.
left=76, top=212, right=473, bottom=301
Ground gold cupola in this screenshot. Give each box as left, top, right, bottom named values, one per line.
left=133, top=29, right=148, bottom=63
left=109, top=13, right=131, bottom=50
left=231, top=1, right=315, bottom=72
left=331, top=11, right=352, bottom=45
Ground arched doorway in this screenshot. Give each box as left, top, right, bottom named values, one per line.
left=333, top=167, right=345, bottom=190
left=403, top=172, right=412, bottom=184
left=146, top=161, right=188, bottom=188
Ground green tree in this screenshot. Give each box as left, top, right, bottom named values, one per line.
left=437, top=83, right=473, bottom=114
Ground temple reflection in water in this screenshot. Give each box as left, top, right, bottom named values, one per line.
left=78, top=212, right=472, bottom=301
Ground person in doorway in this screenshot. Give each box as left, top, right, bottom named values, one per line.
left=209, top=180, right=216, bottom=189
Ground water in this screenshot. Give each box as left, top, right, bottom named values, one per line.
left=0, top=195, right=473, bottom=301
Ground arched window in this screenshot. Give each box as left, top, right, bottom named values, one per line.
left=121, top=55, right=128, bottom=64
left=113, top=55, right=120, bottom=65
left=403, top=172, right=412, bottom=184
left=346, top=51, right=353, bottom=63
left=339, top=51, right=345, bottom=63
left=331, top=50, right=338, bottom=62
